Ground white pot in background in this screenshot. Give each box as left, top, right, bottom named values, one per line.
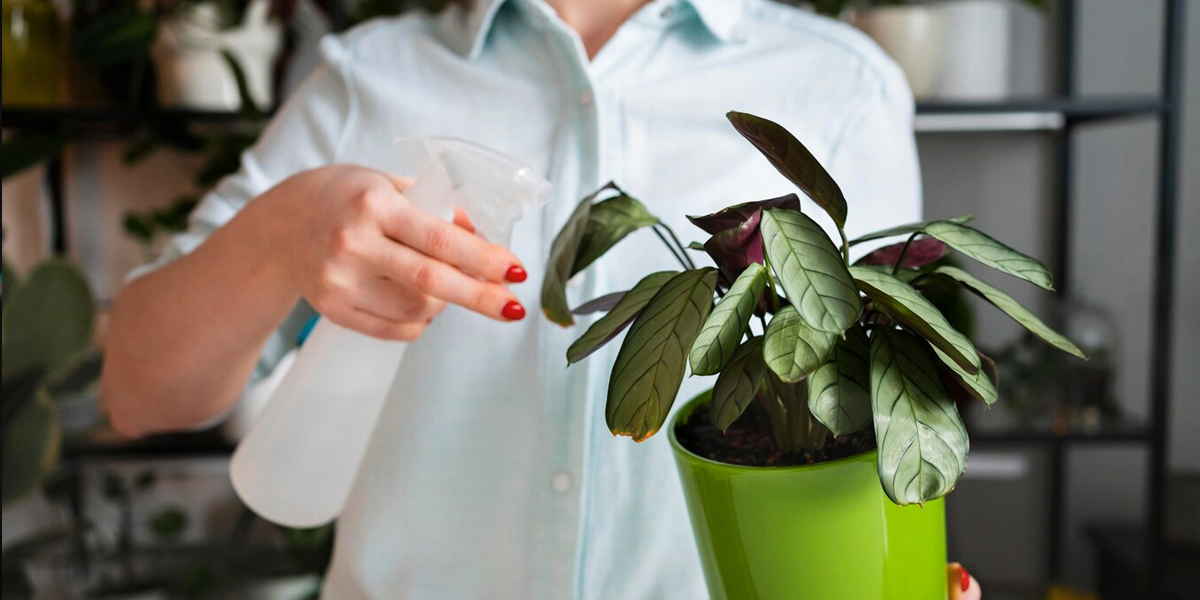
left=854, top=5, right=946, bottom=98
left=933, top=0, right=1011, bottom=100
left=151, top=0, right=283, bottom=111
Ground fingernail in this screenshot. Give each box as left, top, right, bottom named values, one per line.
left=960, top=566, right=970, bottom=592
left=505, top=266, right=528, bottom=283
left=502, top=301, right=526, bottom=321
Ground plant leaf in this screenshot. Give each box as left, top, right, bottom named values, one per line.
left=607, top=268, right=718, bottom=441
left=2, top=389, right=61, bottom=505
left=850, top=266, right=980, bottom=374
left=870, top=329, right=968, bottom=506
left=572, top=291, right=626, bottom=315
left=923, top=221, right=1054, bottom=290
left=760, top=209, right=861, bottom=333
left=542, top=184, right=614, bottom=326
left=567, top=271, right=678, bottom=365
left=727, top=112, right=848, bottom=228
left=808, top=323, right=872, bottom=436
left=932, top=346, right=998, bottom=405
left=703, top=210, right=765, bottom=287
left=933, top=265, right=1084, bottom=358
left=2, top=256, right=18, bottom=310
left=1, top=134, right=70, bottom=181
left=855, top=238, right=948, bottom=270
left=762, top=305, right=839, bottom=383
left=220, top=50, right=265, bottom=120
left=2, top=259, right=96, bottom=382
left=687, top=194, right=800, bottom=235
left=572, top=193, right=659, bottom=276
left=710, top=337, right=768, bottom=431
left=690, top=263, right=768, bottom=375
left=849, top=215, right=974, bottom=245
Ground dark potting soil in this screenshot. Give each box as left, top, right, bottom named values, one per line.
left=674, top=402, right=877, bottom=467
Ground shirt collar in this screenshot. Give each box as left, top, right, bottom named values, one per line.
left=458, top=0, right=748, bottom=60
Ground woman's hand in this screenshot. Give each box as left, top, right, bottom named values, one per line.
left=949, top=563, right=981, bottom=600
left=251, top=164, right=529, bottom=340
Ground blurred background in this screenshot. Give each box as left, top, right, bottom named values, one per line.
left=1, top=0, right=1196, bottom=598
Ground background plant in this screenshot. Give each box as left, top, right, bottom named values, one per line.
left=542, top=111, right=1084, bottom=506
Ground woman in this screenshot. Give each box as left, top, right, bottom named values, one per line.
left=102, top=0, right=980, bottom=597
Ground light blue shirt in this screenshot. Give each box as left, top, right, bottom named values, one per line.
left=148, top=0, right=920, bottom=597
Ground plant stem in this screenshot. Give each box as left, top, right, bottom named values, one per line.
left=892, top=232, right=921, bottom=276
left=763, top=255, right=782, bottom=314
left=838, top=227, right=851, bottom=265
left=653, top=226, right=691, bottom=271
left=657, top=223, right=697, bottom=270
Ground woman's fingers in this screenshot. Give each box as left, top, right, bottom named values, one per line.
left=947, top=563, right=980, bottom=600
left=368, top=236, right=524, bottom=321
left=352, top=275, right=446, bottom=323
left=380, top=197, right=525, bottom=283
left=323, top=304, right=428, bottom=341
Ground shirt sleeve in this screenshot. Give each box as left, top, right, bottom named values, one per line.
left=825, top=76, right=923, bottom=259
left=127, top=36, right=358, bottom=390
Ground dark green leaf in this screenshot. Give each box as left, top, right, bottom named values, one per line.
left=870, top=329, right=968, bottom=506
left=607, top=268, right=718, bottom=441
left=807, top=323, right=872, bottom=436
left=2, top=367, right=45, bottom=425
left=572, top=193, right=659, bottom=276
left=761, top=209, right=861, bottom=333
left=147, top=506, right=189, bottom=537
left=762, top=305, right=838, bottom=383
left=848, top=215, right=974, bottom=246
left=2, top=259, right=96, bottom=381
left=2, top=256, right=18, bottom=310
left=851, top=266, right=980, bottom=375
left=690, top=264, right=767, bottom=375
left=2, top=134, right=69, bottom=181
left=134, top=469, right=157, bottom=491
left=567, top=272, right=677, bottom=365
left=102, top=472, right=127, bottom=500
left=932, top=346, right=997, bottom=405
left=934, top=265, right=1083, bottom=358
left=71, top=8, right=158, bottom=67
left=710, top=337, right=767, bottom=431
left=686, top=194, right=799, bottom=235
left=924, top=222, right=1054, bottom=290
left=542, top=185, right=613, bottom=326
left=572, top=291, right=626, bottom=315
left=3, top=390, right=61, bottom=505
left=727, top=112, right=848, bottom=228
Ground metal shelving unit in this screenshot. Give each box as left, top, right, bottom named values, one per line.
left=914, top=1, right=1187, bottom=594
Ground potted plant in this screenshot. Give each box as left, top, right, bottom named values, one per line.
left=815, top=0, right=1045, bottom=100
left=540, top=111, right=1084, bottom=599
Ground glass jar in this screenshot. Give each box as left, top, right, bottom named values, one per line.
left=2, top=0, right=62, bottom=107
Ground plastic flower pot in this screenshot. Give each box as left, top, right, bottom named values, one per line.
left=668, top=391, right=948, bottom=600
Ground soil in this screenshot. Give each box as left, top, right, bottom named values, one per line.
left=674, top=401, right=877, bottom=467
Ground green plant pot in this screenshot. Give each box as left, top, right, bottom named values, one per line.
left=669, top=392, right=948, bottom=600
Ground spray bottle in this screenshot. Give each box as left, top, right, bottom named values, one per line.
left=230, top=138, right=551, bottom=528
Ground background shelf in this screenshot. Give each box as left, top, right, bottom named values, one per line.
left=915, top=96, right=1164, bottom=132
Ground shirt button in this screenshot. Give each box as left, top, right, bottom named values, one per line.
left=579, top=90, right=593, bottom=107
left=551, top=470, right=573, bottom=493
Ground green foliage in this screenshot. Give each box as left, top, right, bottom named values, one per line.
left=710, top=337, right=767, bottom=431
left=763, top=305, right=838, bottom=383
left=807, top=324, right=872, bottom=437
left=1, top=256, right=97, bottom=505
left=760, top=209, right=860, bottom=333
left=148, top=506, right=190, bottom=538
left=1, top=134, right=70, bottom=181
left=567, top=272, right=676, bottom=365
left=606, top=268, right=717, bottom=441
left=870, top=329, right=968, bottom=506
left=690, top=264, right=767, bottom=376
left=546, top=111, right=1081, bottom=505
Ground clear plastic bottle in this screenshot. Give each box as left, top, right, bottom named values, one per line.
left=230, top=138, right=550, bottom=527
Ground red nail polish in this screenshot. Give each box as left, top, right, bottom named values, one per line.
left=505, top=266, right=527, bottom=283
left=960, top=566, right=970, bottom=592
left=502, top=301, right=526, bottom=321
